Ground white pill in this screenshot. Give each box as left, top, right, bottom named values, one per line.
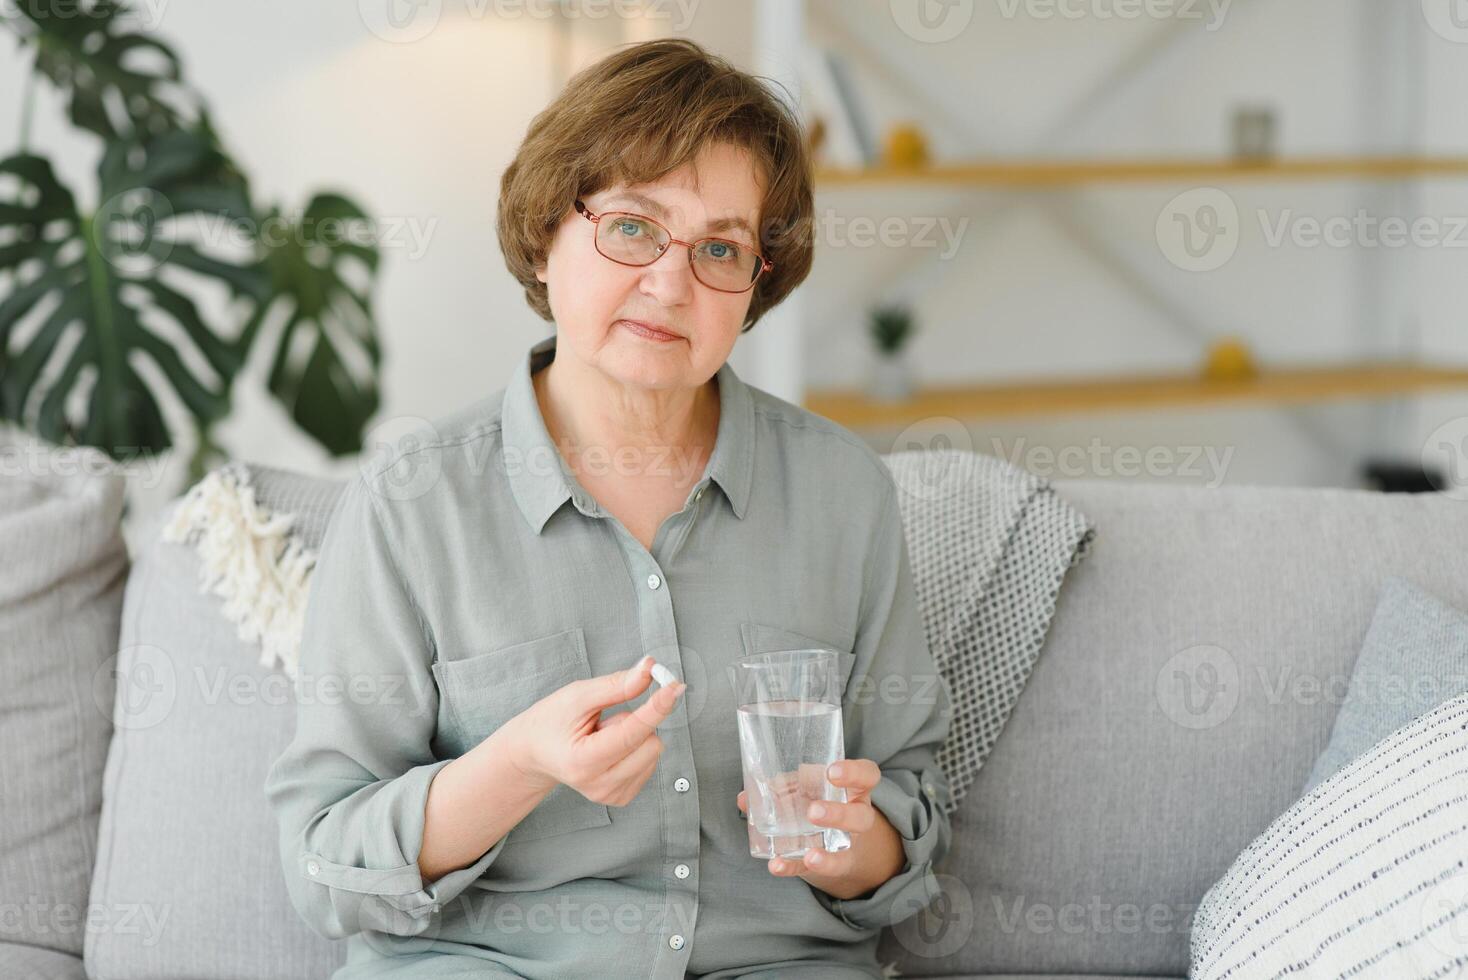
left=650, top=662, right=678, bottom=687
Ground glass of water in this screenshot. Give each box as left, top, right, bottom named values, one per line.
left=727, top=648, right=852, bottom=860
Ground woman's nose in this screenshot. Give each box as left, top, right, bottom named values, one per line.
left=637, top=246, right=697, bottom=303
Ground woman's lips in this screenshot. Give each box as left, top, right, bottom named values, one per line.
left=618, top=319, right=682, bottom=342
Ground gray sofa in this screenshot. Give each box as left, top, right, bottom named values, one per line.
left=5, top=449, right=1467, bottom=980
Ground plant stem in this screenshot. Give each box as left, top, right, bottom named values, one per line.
left=19, top=44, right=38, bottom=151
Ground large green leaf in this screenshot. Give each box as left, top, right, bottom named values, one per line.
left=238, top=194, right=383, bottom=457
left=0, top=128, right=267, bottom=458
left=4, top=0, right=199, bottom=141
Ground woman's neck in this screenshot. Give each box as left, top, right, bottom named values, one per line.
left=532, top=355, right=719, bottom=486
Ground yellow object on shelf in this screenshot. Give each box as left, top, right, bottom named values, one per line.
left=1202, top=338, right=1258, bottom=381
left=882, top=123, right=929, bottom=169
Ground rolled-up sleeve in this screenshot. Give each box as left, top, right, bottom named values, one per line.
left=263, top=472, right=505, bottom=941
left=812, top=479, right=954, bottom=933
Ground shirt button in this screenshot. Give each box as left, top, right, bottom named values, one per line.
left=674, top=777, right=690, bottom=792
left=674, top=863, right=691, bottom=879
left=647, top=573, right=662, bottom=590
left=923, top=781, right=936, bottom=797
left=694, top=487, right=705, bottom=501
left=669, top=934, right=686, bottom=950
left=306, top=860, right=320, bottom=876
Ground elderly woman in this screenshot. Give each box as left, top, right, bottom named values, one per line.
left=266, top=38, right=952, bottom=980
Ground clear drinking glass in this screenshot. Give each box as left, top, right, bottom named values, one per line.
left=727, top=648, right=852, bottom=859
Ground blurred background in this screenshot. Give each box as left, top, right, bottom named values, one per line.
left=3, top=0, right=1468, bottom=532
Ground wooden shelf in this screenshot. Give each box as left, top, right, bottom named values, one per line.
left=804, top=363, right=1468, bottom=428
left=815, top=157, right=1468, bottom=188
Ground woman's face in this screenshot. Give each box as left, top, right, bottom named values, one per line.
left=534, top=141, right=765, bottom=393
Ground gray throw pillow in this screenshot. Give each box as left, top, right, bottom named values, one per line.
left=1302, top=576, right=1468, bottom=794
left=0, top=446, right=128, bottom=959
left=86, top=464, right=348, bottom=980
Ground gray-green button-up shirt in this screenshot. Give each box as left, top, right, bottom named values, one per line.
left=264, top=334, right=954, bottom=979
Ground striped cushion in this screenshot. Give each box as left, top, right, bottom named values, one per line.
left=1191, top=692, right=1468, bottom=977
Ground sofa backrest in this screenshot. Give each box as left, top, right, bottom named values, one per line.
left=82, top=463, right=1468, bottom=979
left=879, top=477, right=1468, bottom=978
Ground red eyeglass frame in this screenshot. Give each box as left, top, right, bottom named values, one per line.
left=574, top=199, right=773, bottom=293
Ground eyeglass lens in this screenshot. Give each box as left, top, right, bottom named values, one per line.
left=596, top=213, right=760, bottom=291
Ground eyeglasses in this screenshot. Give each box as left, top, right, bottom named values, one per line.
left=574, top=199, right=772, bottom=294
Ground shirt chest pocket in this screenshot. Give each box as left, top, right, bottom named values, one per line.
left=431, top=627, right=612, bottom=844
left=738, top=621, right=858, bottom=700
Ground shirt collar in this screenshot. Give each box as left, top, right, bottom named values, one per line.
left=501, top=333, right=755, bottom=534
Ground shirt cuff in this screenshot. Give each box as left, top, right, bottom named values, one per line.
left=812, top=766, right=952, bottom=932
left=297, top=758, right=507, bottom=936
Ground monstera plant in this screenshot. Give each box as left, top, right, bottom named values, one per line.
left=1, top=1, right=384, bottom=479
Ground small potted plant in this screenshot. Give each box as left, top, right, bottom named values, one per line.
left=867, top=303, right=916, bottom=402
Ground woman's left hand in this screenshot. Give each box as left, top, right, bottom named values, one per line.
left=736, top=758, right=905, bottom=900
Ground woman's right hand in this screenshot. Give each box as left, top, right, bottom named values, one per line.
left=506, top=654, right=686, bottom=807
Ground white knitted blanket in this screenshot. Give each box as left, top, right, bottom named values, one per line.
left=167, top=451, right=1094, bottom=816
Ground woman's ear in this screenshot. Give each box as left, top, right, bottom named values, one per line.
left=534, top=261, right=547, bottom=284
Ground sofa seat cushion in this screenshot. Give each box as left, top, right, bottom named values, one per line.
left=0, top=942, right=88, bottom=980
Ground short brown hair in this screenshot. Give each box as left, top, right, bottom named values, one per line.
left=496, top=38, right=814, bottom=334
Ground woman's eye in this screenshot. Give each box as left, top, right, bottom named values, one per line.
left=615, top=219, right=649, bottom=238
left=701, top=241, right=742, bottom=263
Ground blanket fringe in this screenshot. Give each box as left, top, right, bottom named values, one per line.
left=161, top=462, right=315, bottom=679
